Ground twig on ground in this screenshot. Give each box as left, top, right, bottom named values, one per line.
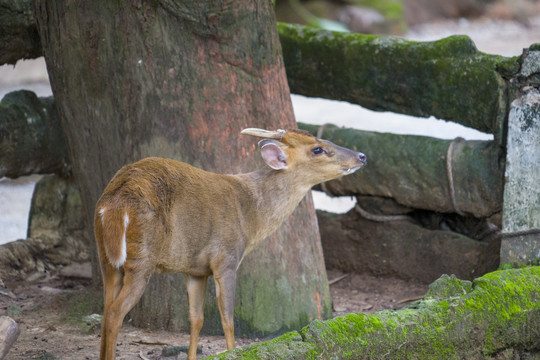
left=397, top=295, right=424, bottom=304
left=328, top=273, right=350, bottom=286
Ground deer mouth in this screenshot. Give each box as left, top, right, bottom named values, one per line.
left=340, top=166, right=363, bottom=175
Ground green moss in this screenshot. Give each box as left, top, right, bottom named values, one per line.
left=499, top=258, right=540, bottom=270
left=205, top=267, right=540, bottom=359
left=206, top=331, right=314, bottom=359
left=496, top=55, right=522, bottom=77
left=304, top=268, right=536, bottom=358
left=278, top=23, right=520, bottom=140
left=426, top=274, right=473, bottom=299
left=529, top=43, right=540, bottom=51
left=302, top=308, right=459, bottom=359
left=459, top=268, right=540, bottom=354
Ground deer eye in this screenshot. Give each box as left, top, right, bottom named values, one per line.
left=312, top=147, right=324, bottom=155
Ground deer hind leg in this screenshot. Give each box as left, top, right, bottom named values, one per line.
left=100, top=264, right=153, bottom=360
left=186, top=275, right=208, bottom=360
left=100, top=262, right=123, bottom=358
left=214, top=270, right=237, bottom=350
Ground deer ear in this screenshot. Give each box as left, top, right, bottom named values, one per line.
left=259, top=140, right=288, bottom=170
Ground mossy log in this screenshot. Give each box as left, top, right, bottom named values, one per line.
left=299, top=123, right=504, bottom=218
left=0, top=91, right=70, bottom=178
left=0, top=0, right=41, bottom=65
left=279, top=23, right=520, bottom=141
left=207, top=267, right=540, bottom=359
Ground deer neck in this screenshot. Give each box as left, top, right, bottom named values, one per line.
left=235, top=167, right=312, bottom=253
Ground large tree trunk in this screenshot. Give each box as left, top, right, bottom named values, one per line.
left=33, top=0, right=331, bottom=336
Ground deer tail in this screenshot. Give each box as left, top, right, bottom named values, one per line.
left=96, top=206, right=130, bottom=269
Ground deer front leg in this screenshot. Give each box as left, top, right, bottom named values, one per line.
left=214, top=270, right=237, bottom=350
left=186, top=275, right=208, bottom=360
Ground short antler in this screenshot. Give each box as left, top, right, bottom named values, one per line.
left=240, top=128, right=286, bottom=140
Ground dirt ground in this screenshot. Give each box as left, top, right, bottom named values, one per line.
left=0, top=267, right=428, bottom=360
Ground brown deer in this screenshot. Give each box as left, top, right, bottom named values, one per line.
left=95, top=128, right=366, bottom=360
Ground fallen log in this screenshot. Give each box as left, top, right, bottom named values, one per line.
left=0, top=0, right=41, bottom=65
left=0, top=90, right=70, bottom=178
left=279, top=23, right=520, bottom=141
left=317, top=209, right=500, bottom=283
left=207, top=266, right=540, bottom=359
left=299, top=123, right=504, bottom=218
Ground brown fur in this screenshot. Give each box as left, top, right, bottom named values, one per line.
left=97, top=207, right=126, bottom=267
left=95, top=129, right=366, bottom=360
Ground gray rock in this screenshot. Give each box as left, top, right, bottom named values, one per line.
left=501, top=87, right=540, bottom=264
left=0, top=316, right=20, bottom=360
left=59, top=262, right=92, bottom=279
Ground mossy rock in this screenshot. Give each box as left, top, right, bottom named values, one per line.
left=207, top=267, right=540, bottom=359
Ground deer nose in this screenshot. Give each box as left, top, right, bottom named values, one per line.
left=358, top=152, right=367, bottom=164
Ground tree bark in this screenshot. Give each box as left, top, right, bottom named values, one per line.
left=0, top=90, right=70, bottom=178
left=33, top=0, right=331, bottom=335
